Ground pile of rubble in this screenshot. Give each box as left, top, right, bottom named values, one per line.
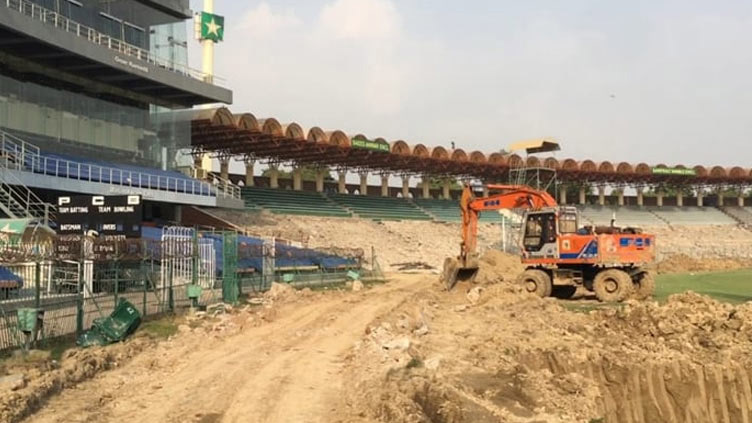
left=343, top=263, right=752, bottom=423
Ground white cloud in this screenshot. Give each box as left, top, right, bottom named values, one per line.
left=216, top=0, right=414, bottom=120
left=318, top=0, right=401, bottom=41
left=235, top=3, right=301, bottom=38
left=212, top=2, right=752, bottom=167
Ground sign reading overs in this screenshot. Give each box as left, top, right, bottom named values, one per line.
left=56, top=195, right=143, bottom=238
left=651, top=167, right=697, bottom=176
left=351, top=138, right=390, bottom=153
left=199, top=12, right=225, bottom=42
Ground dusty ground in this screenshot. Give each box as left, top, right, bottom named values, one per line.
left=11, top=279, right=423, bottom=423
left=8, top=250, right=752, bottom=423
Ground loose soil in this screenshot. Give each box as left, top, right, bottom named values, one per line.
left=10, top=251, right=752, bottom=423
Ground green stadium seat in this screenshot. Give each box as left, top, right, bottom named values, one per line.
left=242, top=187, right=352, bottom=218
left=327, top=194, right=432, bottom=221
left=413, top=198, right=509, bottom=223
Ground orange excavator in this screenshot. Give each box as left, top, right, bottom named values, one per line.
left=442, top=184, right=656, bottom=302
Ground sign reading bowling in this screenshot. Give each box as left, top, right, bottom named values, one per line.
left=57, top=195, right=143, bottom=238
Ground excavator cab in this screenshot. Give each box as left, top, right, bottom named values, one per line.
left=521, top=207, right=578, bottom=258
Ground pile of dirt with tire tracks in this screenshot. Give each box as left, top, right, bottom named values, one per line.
left=341, top=264, right=752, bottom=423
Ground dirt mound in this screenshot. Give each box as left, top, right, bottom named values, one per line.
left=474, top=249, right=525, bottom=285
left=343, top=274, right=752, bottom=423
left=656, top=253, right=752, bottom=274
left=596, top=292, right=752, bottom=359
left=264, top=282, right=296, bottom=301
left=0, top=337, right=153, bottom=423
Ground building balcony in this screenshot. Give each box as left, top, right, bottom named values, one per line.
left=0, top=0, right=232, bottom=108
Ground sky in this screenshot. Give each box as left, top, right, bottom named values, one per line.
left=189, top=0, right=752, bottom=168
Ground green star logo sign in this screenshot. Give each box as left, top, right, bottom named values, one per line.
left=200, top=12, right=224, bottom=42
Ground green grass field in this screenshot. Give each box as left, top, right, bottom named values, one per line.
left=563, top=268, right=752, bottom=312
left=655, top=268, right=752, bottom=304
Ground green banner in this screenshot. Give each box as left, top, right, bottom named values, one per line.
left=0, top=218, right=32, bottom=234
left=351, top=138, right=390, bottom=153
left=651, top=167, right=696, bottom=176
left=200, top=12, right=225, bottom=42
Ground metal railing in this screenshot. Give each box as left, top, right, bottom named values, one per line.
left=207, top=172, right=242, bottom=200
left=0, top=130, right=240, bottom=200
left=0, top=167, right=54, bottom=224
left=4, top=0, right=224, bottom=86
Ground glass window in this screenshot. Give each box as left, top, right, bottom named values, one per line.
left=150, top=22, right=189, bottom=66
left=0, top=73, right=188, bottom=170
left=99, top=13, right=123, bottom=40
left=124, top=23, right=146, bottom=48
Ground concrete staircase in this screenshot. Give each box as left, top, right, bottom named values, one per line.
left=719, top=206, right=752, bottom=228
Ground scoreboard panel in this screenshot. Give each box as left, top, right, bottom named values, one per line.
left=57, top=195, right=143, bottom=238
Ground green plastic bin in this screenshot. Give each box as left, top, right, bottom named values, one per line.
left=77, top=299, right=141, bottom=348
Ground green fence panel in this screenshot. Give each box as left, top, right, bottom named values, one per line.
left=222, top=232, right=239, bottom=304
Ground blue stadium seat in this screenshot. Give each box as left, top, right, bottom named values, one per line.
left=24, top=152, right=215, bottom=197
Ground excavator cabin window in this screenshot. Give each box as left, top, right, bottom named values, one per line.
left=523, top=212, right=556, bottom=252
left=559, top=213, right=577, bottom=234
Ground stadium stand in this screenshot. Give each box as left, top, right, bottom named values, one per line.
left=140, top=227, right=357, bottom=274
left=235, top=186, right=747, bottom=228
left=35, top=152, right=214, bottom=195
left=413, top=198, right=506, bottom=223
left=328, top=194, right=432, bottom=221
left=413, top=198, right=461, bottom=221
left=648, top=206, right=737, bottom=226
left=241, top=187, right=351, bottom=218
left=720, top=207, right=752, bottom=226
left=203, top=233, right=357, bottom=273
left=578, top=206, right=668, bottom=227
left=1, top=136, right=214, bottom=196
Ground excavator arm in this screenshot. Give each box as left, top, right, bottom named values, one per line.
left=443, top=184, right=558, bottom=290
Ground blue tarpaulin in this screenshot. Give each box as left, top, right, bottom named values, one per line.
left=0, top=266, right=23, bottom=288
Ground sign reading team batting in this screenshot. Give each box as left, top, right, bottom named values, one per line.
left=351, top=138, right=390, bottom=153
left=56, top=195, right=143, bottom=238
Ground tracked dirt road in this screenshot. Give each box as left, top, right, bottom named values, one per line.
left=24, top=275, right=426, bottom=423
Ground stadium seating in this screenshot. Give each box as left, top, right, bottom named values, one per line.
left=0, top=139, right=216, bottom=197
left=201, top=233, right=357, bottom=272
left=242, top=187, right=351, bottom=218
left=413, top=198, right=506, bottom=223
left=328, top=194, right=432, bottom=221
left=29, top=152, right=214, bottom=195
left=578, top=206, right=668, bottom=227
left=1, top=130, right=214, bottom=197
left=142, top=228, right=357, bottom=273
left=720, top=207, right=752, bottom=226
left=647, top=206, right=737, bottom=226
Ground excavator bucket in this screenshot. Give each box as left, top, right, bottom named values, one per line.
left=441, top=257, right=479, bottom=290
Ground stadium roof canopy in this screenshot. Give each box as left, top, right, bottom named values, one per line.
left=188, top=107, right=752, bottom=186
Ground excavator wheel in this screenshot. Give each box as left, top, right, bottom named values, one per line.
left=593, top=269, right=633, bottom=302
left=517, top=269, right=553, bottom=298
left=632, top=271, right=655, bottom=300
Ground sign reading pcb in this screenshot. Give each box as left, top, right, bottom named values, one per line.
left=56, top=195, right=143, bottom=237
